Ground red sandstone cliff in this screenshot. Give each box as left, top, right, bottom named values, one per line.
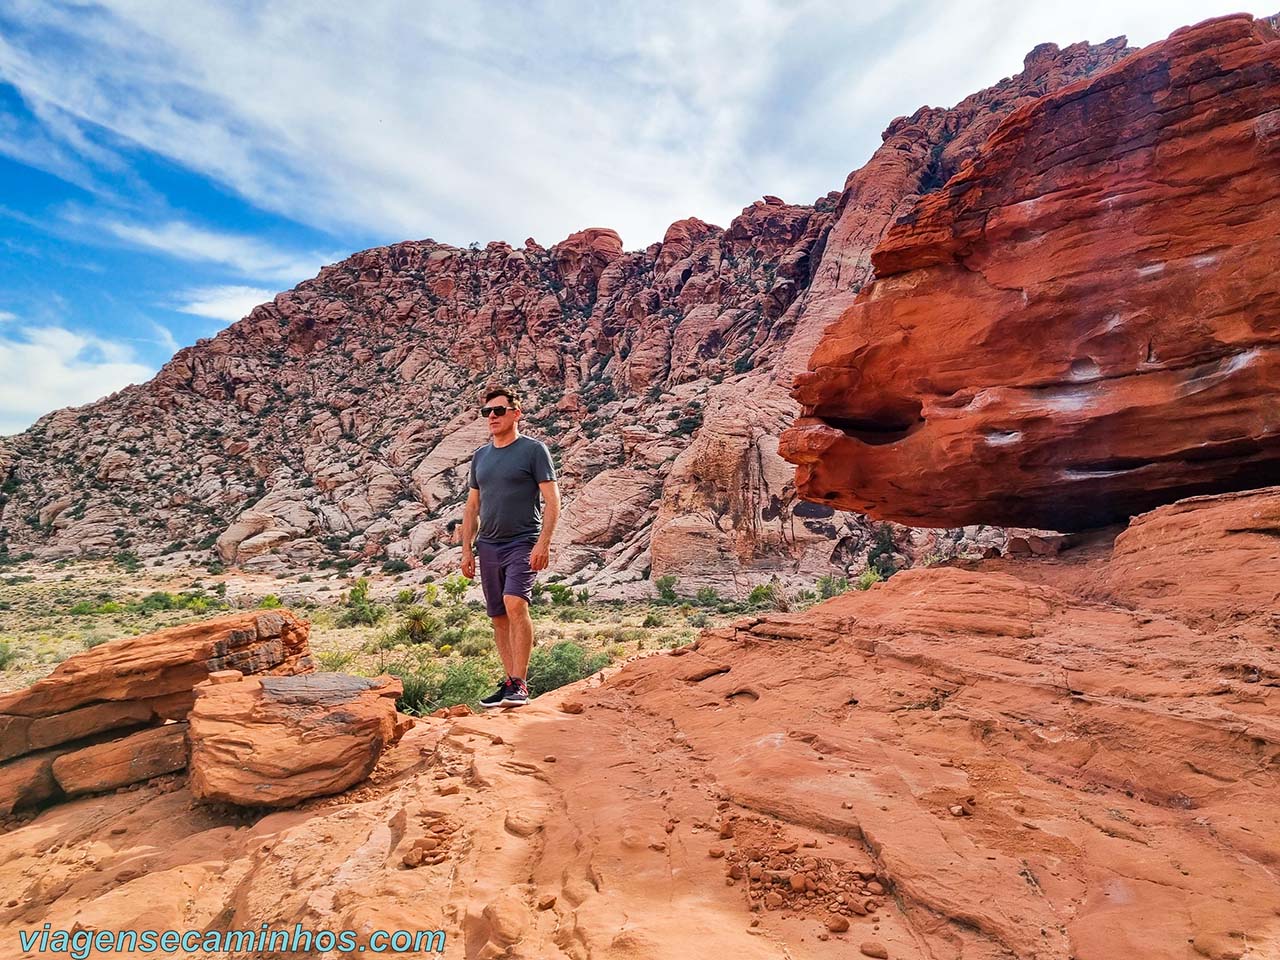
left=781, top=14, right=1280, bottom=531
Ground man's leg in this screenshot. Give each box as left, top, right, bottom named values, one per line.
left=502, top=595, right=534, bottom=680
left=490, top=613, right=516, bottom=678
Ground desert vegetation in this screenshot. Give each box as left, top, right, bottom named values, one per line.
left=0, top=557, right=889, bottom=713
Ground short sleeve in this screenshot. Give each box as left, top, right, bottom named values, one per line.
left=533, top=441, right=556, bottom=483
left=469, top=454, right=479, bottom=490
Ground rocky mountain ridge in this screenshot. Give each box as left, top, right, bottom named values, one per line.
left=0, top=35, right=1135, bottom=594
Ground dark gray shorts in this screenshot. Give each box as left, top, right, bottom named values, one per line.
left=476, top=536, right=537, bottom=617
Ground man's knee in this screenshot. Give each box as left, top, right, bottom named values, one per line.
left=502, top=594, right=530, bottom=616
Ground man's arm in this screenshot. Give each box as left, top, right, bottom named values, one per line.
left=461, top=487, right=480, bottom=579
left=530, top=480, right=560, bottom=572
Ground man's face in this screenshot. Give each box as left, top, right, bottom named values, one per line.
left=481, top=395, right=520, bottom=433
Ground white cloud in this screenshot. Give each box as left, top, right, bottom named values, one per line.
left=148, top=319, right=179, bottom=353
left=172, top=285, right=274, bottom=324
left=0, top=311, right=17, bottom=322
left=99, top=218, right=332, bottom=286
left=0, top=0, right=1268, bottom=253
left=0, top=325, right=155, bottom=435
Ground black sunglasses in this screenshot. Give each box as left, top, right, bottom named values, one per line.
left=480, top=405, right=518, bottom=417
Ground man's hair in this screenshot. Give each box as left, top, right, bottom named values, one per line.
left=484, top=385, right=522, bottom=408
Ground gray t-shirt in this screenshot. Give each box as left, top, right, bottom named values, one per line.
left=468, top=435, right=557, bottom=543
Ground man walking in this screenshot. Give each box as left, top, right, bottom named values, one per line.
left=460, top=386, right=560, bottom=708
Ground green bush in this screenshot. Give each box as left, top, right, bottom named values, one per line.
left=138, top=591, right=180, bottom=613
left=546, top=583, right=575, bottom=606
left=389, top=658, right=502, bottom=715
left=317, top=649, right=356, bottom=671
left=258, top=594, right=283, bottom=609
left=114, top=551, right=141, bottom=573
left=695, top=586, right=719, bottom=606
left=817, top=574, right=849, bottom=599
left=526, top=641, right=612, bottom=697
left=654, top=575, right=678, bottom=602
left=339, top=578, right=386, bottom=626
left=642, top=611, right=665, bottom=628
left=382, top=558, right=411, bottom=574
left=855, top=568, right=883, bottom=591
left=395, top=588, right=417, bottom=607
left=440, top=574, right=471, bottom=604
left=68, top=600, right=97, bottom=616
left=402, top=606, right=443, bottom=644
left=0, top=639, right=17, bottom=670
left=687, top=612, right=709, bottom=627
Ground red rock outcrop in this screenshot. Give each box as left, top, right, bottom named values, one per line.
left=0, top=484, right=1275, bottom=958
left=0, top=611, right=313, bottom=814
left=783, top=14, right=1280, bottom=531
left=188, top=672, right=408, bottom=807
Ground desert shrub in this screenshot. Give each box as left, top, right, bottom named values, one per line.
left=855, top=568, right=883, bottom=591
left=687, top=612, right=709, bottom=627
left=258, top=594, right=283, bottom=609
left=137, top=591, right=180, bottom=613
left=382, top=558, right=411, bottom=574
left=395, top=588, right=417, bottom=608
left=317, top=649, right=357, bottom=672
left=339, top=577, right=386, bottom=626
left=440, top=574, right=470, bottom=604
left=653, top=575, right=678, bottom=602
left=444, top=605, right=471, bottom=627
left=865, top=525, right=898, bottom=577
left=390, top=659, right=501, bottom=715
left=576, top=587, right=590, bottom=604
left=0, top=639, right=17, bottom=670
left=642, top=611, right=665, bottom=628
left=546, top=583, right=575, bottom=606
left=817, top=574, right=849, bottom=599
left=68, top=600, right=97, bottom=616
left=526, top=641, right=612, bottom=697
left=114, top=551, right=141, bottom=573
left=402, top=606, right=443, bottom=644
left=695, top=586, right=719, bottom=606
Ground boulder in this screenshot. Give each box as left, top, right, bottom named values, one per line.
left=188, top=673, right=409, bottom=807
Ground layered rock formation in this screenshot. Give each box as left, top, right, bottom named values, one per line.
left=188, top=671, right=410, bottom=807
left=0, top=611, right=313, bottom=813
left=783, top=14, right=1280, bottom=531
left=0, top=484, right=1274, bottom=959
left=0, top=37, right=1136, bottom=591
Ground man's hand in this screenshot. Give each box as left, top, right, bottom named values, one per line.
left=461, top=549, right=476, bottom=579
left=530, top=540, right=550, bottom=571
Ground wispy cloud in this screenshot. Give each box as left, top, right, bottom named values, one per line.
left=0, top=324, right=154, bottom=435
left=172, top=285, right=274, bottom=325
left=0, top=311, right=17, bottom=322
left=148, top=319, right=179, bottom=353
left=99, top=218, right=331, bottom=286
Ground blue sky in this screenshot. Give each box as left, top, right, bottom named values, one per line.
left=0, top=0, right=1265, bottom=434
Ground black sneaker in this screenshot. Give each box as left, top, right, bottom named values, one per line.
left=480, top=677, right=513, bottom=710
left=500, top=677, right=529, bottom=707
